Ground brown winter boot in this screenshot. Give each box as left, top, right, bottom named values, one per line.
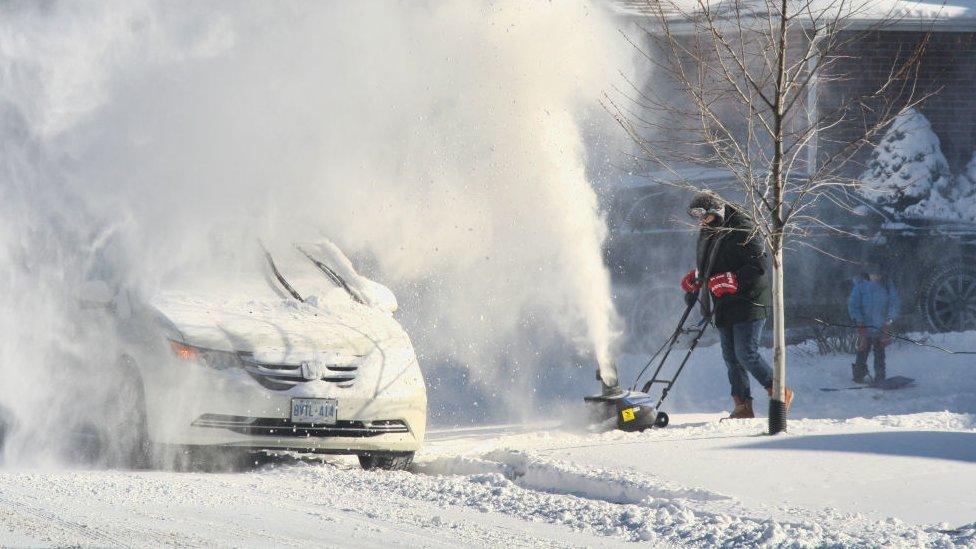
left=725, top=396, right=755, bottom=420
left=767, top=387, right=794, bottom=412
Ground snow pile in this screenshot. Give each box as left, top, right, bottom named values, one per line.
left=406, top=412, right=976, bottom=543
left=416, top=449, right=728, bottom=504
left=860, top=108, right=976, bottom=221
left=360, top=434, right=976, bottom=546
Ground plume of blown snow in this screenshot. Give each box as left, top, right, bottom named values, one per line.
left=0, top=0, right=635, bottom=464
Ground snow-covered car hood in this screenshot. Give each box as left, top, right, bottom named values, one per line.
left=152, top=294, right=410, bottom=361
left=150, top=241, right=411, bottom=362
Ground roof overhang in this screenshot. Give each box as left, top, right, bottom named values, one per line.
left=609, top=0, right=976, bottom=33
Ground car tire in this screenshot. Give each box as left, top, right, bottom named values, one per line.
left=79, top=355, right=150, bottom=469
left=0, top=405, right=12, bottom=456
left=919, top=263, right=976, bottom=332
left=66, top=422, right=106, bottom=465
left=358, top=452, right=414, bottom=471
left=118, top=356, right=151, bottom=468
left=625, top=285, right=685, bottom=354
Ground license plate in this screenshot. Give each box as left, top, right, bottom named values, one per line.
left=290, top=398, right=338, bottom=425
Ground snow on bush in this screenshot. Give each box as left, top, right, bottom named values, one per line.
left=860, top=108, right=954, bottom=217
left=953, top=152, right=976, bottom=219
left=860, top=108, right=976, bottom=221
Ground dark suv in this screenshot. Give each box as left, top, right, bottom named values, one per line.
left=602, top=176, right=976, bottom=352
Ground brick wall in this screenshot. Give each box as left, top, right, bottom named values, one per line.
left=637, top=26, right=976, bottom=177
left=819, top=30, right=976, bottom=174
left=640, top=29, right=814, bottom=168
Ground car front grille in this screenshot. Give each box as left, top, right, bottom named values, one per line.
left=238, top=354, right=362, bottom=390
left=192, top=414, right=409, bottom=438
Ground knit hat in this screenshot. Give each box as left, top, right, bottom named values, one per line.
left=687, top=190, right=726, bottom=221
left=864, top=262, right=882, bottom=275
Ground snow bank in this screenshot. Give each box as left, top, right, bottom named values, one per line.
left=414, top=409, right=976, bottom=538
left=402, top=433, right=976, bottom=545
left=417, top=449, right=728, bottom=504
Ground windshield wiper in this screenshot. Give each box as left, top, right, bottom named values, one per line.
left=260, top=242, right=304, bottom=302
left=294, top=245, right=364, bottom=305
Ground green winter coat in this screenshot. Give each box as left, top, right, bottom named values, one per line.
left=696, top=205, right=772, bottom=327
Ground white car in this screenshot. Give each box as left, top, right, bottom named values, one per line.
left=75, top=240, right=426, bottom=470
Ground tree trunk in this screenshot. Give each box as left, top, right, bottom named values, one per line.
left=768, top=0, right=790, bottom=435
left=769, top=239, right=788, bottom=434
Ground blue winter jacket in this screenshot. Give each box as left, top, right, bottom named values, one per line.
left=847, top=277, right=901, bottom=337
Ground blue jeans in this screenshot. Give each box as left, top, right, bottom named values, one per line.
left=717, top=318, right=773, bottom=400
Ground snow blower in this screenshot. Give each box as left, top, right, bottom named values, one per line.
left=584, top=288, right=713, bottom=432
left=586, top=232, right=725, bottom=432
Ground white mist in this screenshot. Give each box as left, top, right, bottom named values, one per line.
left=0, top=1, right=635, bottom=464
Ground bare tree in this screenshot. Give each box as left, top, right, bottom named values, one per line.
left=607, top=0, right=934, bottom=433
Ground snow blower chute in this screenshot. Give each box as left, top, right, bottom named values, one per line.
left=585, top=290, right=712, bottom=432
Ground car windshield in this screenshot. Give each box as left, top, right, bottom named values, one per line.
left=262, top=246, right=305, bottom=302
left=262, top=241, right=398, bottom=312
left=293, top=245, right=363, bottom=305
left=153, top=239, right=396, bottom=313
left=260, top=245, right=355, bottom=305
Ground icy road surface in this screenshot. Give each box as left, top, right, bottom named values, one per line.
left=1, top=414, right=974, bottom=547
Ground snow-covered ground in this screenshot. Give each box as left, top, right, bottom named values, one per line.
left=613, top=329, right=976, bottom=422
left=1, top=415, right=972, bottom=547
left=2, top=333, right=975, bottom=547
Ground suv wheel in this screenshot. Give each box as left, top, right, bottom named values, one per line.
left=625, top=285, right=683, bottom=354
left=70, top=356, right=150, bottom=468
left=919, top=264, right=976, bottom=332
left=358, top=452, right=414, bottom=471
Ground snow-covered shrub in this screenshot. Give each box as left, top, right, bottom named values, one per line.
left=952, top=152, right=976, bottom=221
left=859, top=108, right=956, bottom=219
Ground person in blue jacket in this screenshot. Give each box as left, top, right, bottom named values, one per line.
left=847, top=262, right=900, bottom=383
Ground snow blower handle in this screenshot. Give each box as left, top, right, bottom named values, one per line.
left=630, top=229, right=727, bottom=393
left=672, top=290, right=701, bottom=340
left=628, top=291, right=701, bottom=391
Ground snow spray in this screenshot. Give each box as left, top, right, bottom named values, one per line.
left=0, top=0, right=636, bottom=466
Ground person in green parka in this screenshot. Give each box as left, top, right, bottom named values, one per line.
left=680, top=190, right=794, bottom=419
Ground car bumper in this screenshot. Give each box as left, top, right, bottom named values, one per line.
left=140, top=351, right=427, bottom=454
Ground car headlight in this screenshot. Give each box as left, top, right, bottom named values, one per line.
left=169, top=340, right=242, bottom=370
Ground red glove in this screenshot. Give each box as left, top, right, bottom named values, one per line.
left=707, top=271, right=738, bottom=298
left=881, top=323, right=892, bottom=347
left=856, top=326, right=869, bottom=352
left=681, top=269, right=701, bottom=293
